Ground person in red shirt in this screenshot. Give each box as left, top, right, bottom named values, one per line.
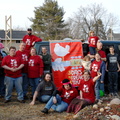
left=67, top=70, right=101, bottom=114
left=16, top=42, right=30, bottom=99
left=90, top=53, right=105, bottom=102
left=97, top=42, right=106, bottom=61
left=2, top=46, right=25, bottom=103
left=88, top=31, right=99, bottom=55
left=28, top=48, right=44, bottom=96
left=41, top=79, right=78, bottom=114
left=22, top=28, right=42, bottom=51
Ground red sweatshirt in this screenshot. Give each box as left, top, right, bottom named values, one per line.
left=88, top=36, right=99, bottom=48
left=90, top=60, right=102, bottom=78
left=16, top=50, right=30, bottom=73
left=22, top=35, right=42, bottom=50
left=58, top=87, right=78, bottom=104
left=98, top=50, right=106, bottom=58
left=28, top=55, right=44, bottom=78
left=2, top=55, right=24, bottom=78
left=79, top=79, right=95, bottom=103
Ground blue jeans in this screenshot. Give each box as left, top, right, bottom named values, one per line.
left=4, top=76, right=23, bottom=100
left=0, top=75, right=5, bottom=96
left=38, top=95, right=51, bottom=103
left=29, top=78, right=40, bottom=95
left=108, top=72, right=118, bottom=93
left=22, top=73, right=29, bottom=96
left=45, top=94, right=68, bottom=112
left=89, top=47, right=96, bottom=55
left=95, top=79, right=100, bottom=99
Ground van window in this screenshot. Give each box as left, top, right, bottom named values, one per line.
left=118, top=45, right=120, bottom=51
left=102, top=45, right=114, bottom=55
left=38, top=45, right=50, bottom=55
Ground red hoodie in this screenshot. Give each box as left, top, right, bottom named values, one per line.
left=2, top=55, right=24, bottom=78
left=28, top=55, right=44, bottom=78
left=58, top=87, right=78, bottom=104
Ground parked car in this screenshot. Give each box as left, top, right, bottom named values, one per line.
left=34, top=40, right=120, bottom=92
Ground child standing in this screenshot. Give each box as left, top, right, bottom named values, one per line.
left=88, top=31, right=99, bottom=55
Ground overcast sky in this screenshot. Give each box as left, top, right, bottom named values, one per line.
left=0, top=0, right=120, bottom=32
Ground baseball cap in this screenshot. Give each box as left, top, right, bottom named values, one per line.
left=27, top=28, right=32, bottom=31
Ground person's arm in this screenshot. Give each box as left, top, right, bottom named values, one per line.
left=13, top=64, right=24, bottom=72
left=2, top=65, right=13, bottom=71
left=44, top=54, right=51, bottom=65
left=106, top=61, right=108, bottom=72
left=30, top=91, right=38, bottom=105
left=100, top=62, right=106, bottom=83
left=93, top=72, right=102, bottom=82
left=117, top=62, right=120, bottom=72
left=101, top=58, right=106, bottom=61
left=32, top=36, right=42, bottom=45
left=79, top=90, right=83, bottom=99
left=39, top=57, right=44, bottom=77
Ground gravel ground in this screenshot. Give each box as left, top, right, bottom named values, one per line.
left=0, top=92, right=120, bottom=120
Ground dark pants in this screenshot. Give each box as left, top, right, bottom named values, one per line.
left=108, top=72, right=118, bottom=93
left=89, top=47, right=96, bottom=55
left=0, top=75, right=5, bottom=96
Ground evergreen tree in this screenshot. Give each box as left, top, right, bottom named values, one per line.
left=29, top=0, right=68, bottom=40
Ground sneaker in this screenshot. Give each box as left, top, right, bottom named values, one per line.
left=4, top=100, right=11, bottom=103
left=94, top=99, right=103, bottom=104
left=114, top=93, right=120, bottom=98
left=18, top=100, right=25, bottom=103
left=109, top=93, right=114, bottom=97
left=24, top=95, right=29, bottom=100
left=41, top=108, right=48, bottom=114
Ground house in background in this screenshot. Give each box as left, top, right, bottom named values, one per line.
left=0, top=29, right=27, bottom=51
left=107, top=29, right=120, bottom=40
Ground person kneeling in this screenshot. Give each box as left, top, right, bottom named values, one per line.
left=67, top=70, right=101, bottom=114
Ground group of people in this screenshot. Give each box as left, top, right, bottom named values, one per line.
left=0, top=29, right=120, bottom=115
left=0, top=28, right=51, bottom=103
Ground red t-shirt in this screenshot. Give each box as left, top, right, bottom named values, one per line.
left=22, top=35, right=42, bottom=50
left=88, top=36, right=99, bottom=48
left=78, top=79, right=95, bottom=103
left=28, top=55, right=44, bottom=78
left=90, top=60, right=102, bottom=78
left=58, top=87, right=78, bottom=104
left=2, top=55, right=24, bottom=78
left=98, top=50, right=106, bottom=58
left=16, top=50, right=30, bottom=73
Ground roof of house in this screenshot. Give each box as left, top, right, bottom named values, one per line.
left=0, top=30, right=27, bottom=40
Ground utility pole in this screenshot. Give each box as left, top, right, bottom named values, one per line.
left=5, top=15, right=12, bottom=52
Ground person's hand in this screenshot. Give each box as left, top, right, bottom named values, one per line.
left=100, top=81, right=104, bottom=83
left=12, top=68, right=18, bottom=72
left=97, top=72, right=102, bottom=77
left=117, top=68, right=120, bottom=72
left=10, top=68, right=15, bottom=72
left=106, top=69, right=108, bottom=72
left=53, top=97, right=57, bottom=104
left=30, top=101, right=35, bottom=105
left=32, top=41, right=35, bottom=46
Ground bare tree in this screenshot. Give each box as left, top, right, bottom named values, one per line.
left=67, top=3, right=118, bottom=40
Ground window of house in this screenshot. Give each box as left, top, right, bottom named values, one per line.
left=16, top=40, right=20, bottom=43
left=1, top=40, right=3, bottom=43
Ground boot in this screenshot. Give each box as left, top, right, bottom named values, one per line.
left=41, top=108, right=48, bottom=114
